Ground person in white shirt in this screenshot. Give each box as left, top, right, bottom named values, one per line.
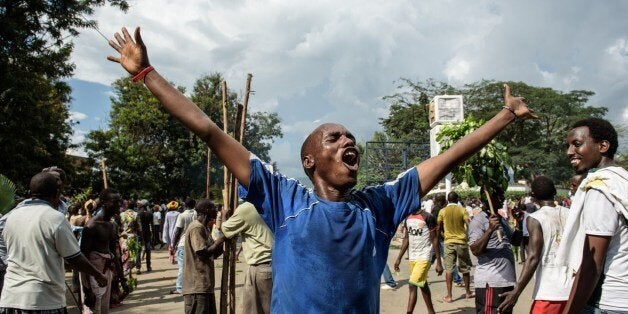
left=559, top=118, right=627, bottom=313
left=152, top=205, right=163, bottom=249
left=0, top=172, right=107, bottom=313
left=498, top=176, right=570, bottom=313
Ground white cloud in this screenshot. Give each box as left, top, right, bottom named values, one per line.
left=606, top=38, right=628, bottom=57
left=70, top=0, right=628, bottom=178
left=68, top=111, right=88, bottom=121
left=66, top=129, right=88, bottom=157
left=444, top=58, right=471, bottom=83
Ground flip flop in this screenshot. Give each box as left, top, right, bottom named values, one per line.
left=466, top=292, right=476, bottom=299
left=442, top=296, right=453, bottom=303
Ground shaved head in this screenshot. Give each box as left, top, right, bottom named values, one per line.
left=300, top=123, right=348, bottom=179
left=300, top=127, right=323, bottom=179
left=30, top=172, right=61, bottom=198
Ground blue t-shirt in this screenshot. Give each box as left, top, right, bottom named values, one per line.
left=242, top=156, right=421, bottom=313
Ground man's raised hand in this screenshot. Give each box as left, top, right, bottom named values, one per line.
left=107, top=27, right=150, bottom=76
left=503, top=84, right=537, bottom=120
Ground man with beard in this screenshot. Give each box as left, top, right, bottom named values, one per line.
left=106, top=27, right=536, bottom=312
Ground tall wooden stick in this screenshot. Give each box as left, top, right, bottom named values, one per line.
left=239, top=74, right=252, bottom=143
left=218, top=76, right=253, bottom=314
left=483, top=189, right=503, bottom=242
left=100, top=159, right=108, bottom=189
left=206, top=148, right=212, bottom=198
left=219, top=81, right=231, bottom=314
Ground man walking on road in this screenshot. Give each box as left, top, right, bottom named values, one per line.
left=437, top=192, right=474, bottom=302
left=211, top=202, right=274, bottom=313
left=394, top=207, right=443, bottom=314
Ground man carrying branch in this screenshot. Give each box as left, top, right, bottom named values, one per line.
left=106, top=27, right=536, bottom=313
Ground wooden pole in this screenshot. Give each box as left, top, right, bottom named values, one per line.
left=100, top=159, right=108, bottom=189
left=218, top=75, right=254, bottom=314
left=219, top=81, right=231, bottom=314
left=483, top=189, right=503, bottom=242
left=226, top=74, right=252, bottom=313
left=239, top=74, right=252, bottom=143
left=206, top=148, right=212, bottom=198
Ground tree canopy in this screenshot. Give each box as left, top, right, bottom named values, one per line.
left=369, top=79, right=609, bottom=185
left=84, top=74, right=283, bottom=200
left=0, top=0, right=128, bottom=189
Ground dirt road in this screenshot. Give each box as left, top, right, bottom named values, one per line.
left=66, top=246, right=534, bottom=313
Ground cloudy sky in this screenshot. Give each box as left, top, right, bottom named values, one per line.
left=68, top=0, right=628, bottom=181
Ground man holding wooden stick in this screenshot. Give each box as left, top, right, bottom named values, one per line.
left=106, top=27, right=536, bottom=313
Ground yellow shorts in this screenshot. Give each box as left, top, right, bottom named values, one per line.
left=408, top=259, right=431, bottom=287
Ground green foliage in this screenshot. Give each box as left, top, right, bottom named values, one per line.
left=452, top=187, right=528, bottom=201
left=70, top=187, right=93, bottom=207
left=0, top=174, right=17, bottom=214
left=126, top=237, right=141, bottom=261
left=462, top=80, right=606, bottom=182
left=84, top=74, right=282, bottom=199
left=126, top=277, right=138, bottom=292
left=437, top=117, right=512, bottom=195
left=616, top=153, right=628, bottom=170
left=0, top=0, right=127, bottom=189
left=378, top=79, right=609, bottom=185
left=380, top=78, right=458, bottom=143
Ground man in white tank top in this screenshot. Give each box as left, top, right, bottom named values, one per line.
left=498, top=176, right=570, bottom=314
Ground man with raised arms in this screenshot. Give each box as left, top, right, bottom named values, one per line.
left=106, top=27, right=535, bottom=312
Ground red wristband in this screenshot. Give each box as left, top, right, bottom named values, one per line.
left=132, top=66, right=154, bottom=82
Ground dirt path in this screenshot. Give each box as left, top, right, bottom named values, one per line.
left=66, top=246, right=534, bottom=313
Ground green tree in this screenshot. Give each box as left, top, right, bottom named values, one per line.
left=0, top=0, right=128, bottom=189
left=378, top=79, right=608, bottom=184
left=85, top=74, right=282, bottom=199
left=462, top=80, right=606, bottom=182
left=380, top=78, right=459, bottom=143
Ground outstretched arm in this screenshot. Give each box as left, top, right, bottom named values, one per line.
left=107, top=27, right=251, bottom=186
left=416, top=85, right=536, bottom=197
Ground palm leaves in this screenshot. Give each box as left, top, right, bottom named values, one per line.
left=0, top=174, right=17, bottom=215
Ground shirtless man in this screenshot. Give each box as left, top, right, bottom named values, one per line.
left=80, top=189, right=129, bottom=314
left=106, top=27, right=535, bottom=312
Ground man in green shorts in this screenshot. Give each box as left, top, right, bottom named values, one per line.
left=438, top=192, right=474, bottom=302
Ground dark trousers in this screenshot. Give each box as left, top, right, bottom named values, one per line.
left=152, top=224, right=162, bottom=247
left=184, top=293, right=216, bottom=314
left=475, top=285, right=514, bottom=314
left=136, top=238, right=151, bottom=269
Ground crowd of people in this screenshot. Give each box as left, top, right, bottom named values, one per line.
left=0, top=168, right=274, bottom=314
left=0, top=25, right=624, bottom=314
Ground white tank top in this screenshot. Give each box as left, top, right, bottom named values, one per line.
left=529, top=205, right=570, bottom=300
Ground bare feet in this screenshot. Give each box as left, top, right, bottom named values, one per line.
left=466, top=292, right=476, bottom=299
left=442, top=296, right=453, bottom=303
